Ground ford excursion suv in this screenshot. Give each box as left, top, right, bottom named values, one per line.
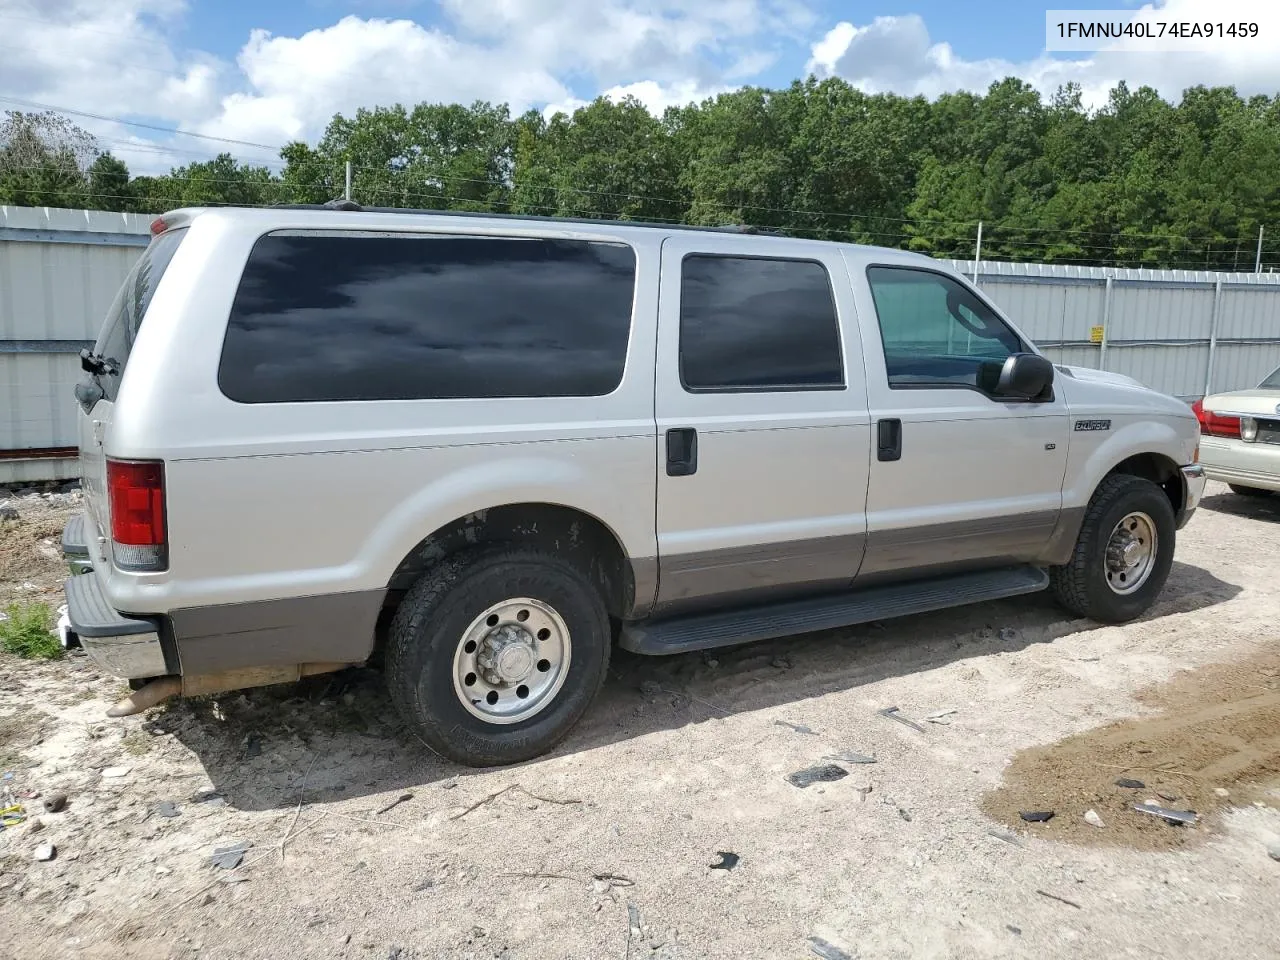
left=61, top=204, right=1206, bottom=766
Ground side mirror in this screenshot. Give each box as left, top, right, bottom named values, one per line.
left=995, top=353, right=1054, bottom=400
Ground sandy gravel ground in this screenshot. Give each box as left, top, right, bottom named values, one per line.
left=0, top=481, right=1278, bottom=960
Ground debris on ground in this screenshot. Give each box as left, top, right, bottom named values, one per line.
left=156, top=800, right=181, bottom=818
left=786, top=765, right=849, bottom=789
left=377, top=793, right=413, bottom=815
left=897, top=807, right=912, bottom=822
left=821, top=752, right=875, bottom=764
left=638, top=680, right=662, bottom=699
left=1006, top=925, right=1022, bottom=935
left=988, top=830, right=1022, bottom=846
left=709, top=852, right=740, bottom=871
left=770, top=655, right=792, bottom=669
left=627, top=902, right=642, bottom=938
left=925, top=709, right=958, bottom=725
left=1084, top=810, right=1106, bottom=829
left=33, top=841, right=55, bottom=861
left=1134, top=803, right=1198, bottom=826
left=211, top=840, right=254, bottom=870
left=243, top=734, right=262, bottom=759
left=806, top=936, right=853, bottom=960
left=1115, top=778, right=1146, bottom=789
left=42, top=793, right=67, bottom=813
left=1019, top=810, right=1054, bottom=823
left=1214, top=787, right=1230, bottom=798
left=877, top=706, right=925, bottom=733
left=101, top=765, right=131, bottom=778
left=1, top=802, right=26, bottom=828
left=1267, top=841, right=1280, bottom=862
left=775, top=719, right=818, bottom=735
left=1036, top=889, right=1082, bottom=909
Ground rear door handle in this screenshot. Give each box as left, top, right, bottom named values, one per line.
left=877, top=419, right=902, bottom=462
left=666, top=428, right=698, bottom=476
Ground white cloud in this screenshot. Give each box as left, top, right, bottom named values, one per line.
left=543, top=79, right=728, bottom=121
left=808, top=1, right=1280, bottom=106
left=0, top=0, right=796, bottom=174
left=196, top=16, right=570, bottom=146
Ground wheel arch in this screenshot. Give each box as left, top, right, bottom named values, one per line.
left=384, top=502, right=649, bottom=623
left=1104, top=451, right=1184, bottom=518
left=1045, top=449, right=1186, bottom=566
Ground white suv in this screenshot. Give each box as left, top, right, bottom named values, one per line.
left=61, top=204, right=1205, bottom=766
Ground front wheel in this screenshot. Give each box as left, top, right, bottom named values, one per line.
left=385, top=545, right=611, bottom=766
left=1051, top=474, right=1176, bottom=623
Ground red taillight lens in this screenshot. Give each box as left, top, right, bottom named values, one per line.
left=1191, top=398, right=1240, bottom=438
left=150, top=217, right=168, bottom=236
left=1204, top=410, right=1240, bottom=438
left=107, top=459, right=167, bottom=570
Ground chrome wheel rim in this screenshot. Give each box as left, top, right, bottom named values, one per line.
left=452, top=598, right=571, bottom=725
left=1104, top=511, right=1158, bottom=595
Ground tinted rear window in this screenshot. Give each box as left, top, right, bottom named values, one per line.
left=217, top=233, right=637, bottom=403
left=678, top=255, right=844, bottom=392
left=93, top=228, right=188, bottom=400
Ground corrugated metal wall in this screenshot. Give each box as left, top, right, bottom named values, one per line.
left=1, top=207, right=1278, bottom=484
left=1, top=206, right=149, bottom=483
left=948, top=260, right=1280, bottom=401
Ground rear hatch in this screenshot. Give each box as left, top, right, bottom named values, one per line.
left=75, top=226, right=189, bottom=551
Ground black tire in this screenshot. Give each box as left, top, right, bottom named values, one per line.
left=385, top=545, right=611, bottom=767
left=1228, top=483, right=1272, bottom=498
left=1050, top=474, right=1176, bottom=624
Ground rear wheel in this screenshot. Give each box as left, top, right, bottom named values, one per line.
left=385, top=545, right=611, bottom=767
left=1051, top=474, right=1176, bottom=623
left=1228, top=483, right=1272, bottom=498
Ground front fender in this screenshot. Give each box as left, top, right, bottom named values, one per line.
left=1063, top=415, right=1194, bottom=511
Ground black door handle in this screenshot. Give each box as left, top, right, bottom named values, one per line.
left=877, top=419, right=902, bottom=462
left=666, top=428, right=698, bottom=476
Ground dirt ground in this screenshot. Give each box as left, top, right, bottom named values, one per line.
left=1, top=481, right=1278, bottom=960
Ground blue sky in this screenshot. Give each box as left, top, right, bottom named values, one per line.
left=176, top=0, right=1055, bottom=94
left=1, top=1, right=1276, bottom=174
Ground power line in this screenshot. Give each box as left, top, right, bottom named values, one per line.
left=0, top=95, right=284, bottom=153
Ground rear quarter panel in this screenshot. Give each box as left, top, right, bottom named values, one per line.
left=99, top=212, right=660, bottom=617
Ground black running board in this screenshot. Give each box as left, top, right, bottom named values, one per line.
left=619, top=565, right=1049, bottom=655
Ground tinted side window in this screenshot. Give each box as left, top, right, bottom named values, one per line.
left=93, top=228, right=188, bottom=401
left=866, top=266, right=1023, bottom=390
left=679, top=255, right=844, bottom=392
left=218, top=234, right=636, bottom=403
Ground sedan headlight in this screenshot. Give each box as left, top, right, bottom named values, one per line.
left=1241, top=417, right=1258, bottom=442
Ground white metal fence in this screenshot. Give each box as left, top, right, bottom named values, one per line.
left=947, top=259, right=1280, bottom=402
left=3, top=206, right=1279, bottom=484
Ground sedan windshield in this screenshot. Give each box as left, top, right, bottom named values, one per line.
left=1260, top=364, right=1280, bottom=389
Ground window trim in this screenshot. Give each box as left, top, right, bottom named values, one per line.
left=863, top=262, right=1051, bottom=403
left=215, top=229, right=639, bottom=405
left=677, top=252, right=848, bottom=395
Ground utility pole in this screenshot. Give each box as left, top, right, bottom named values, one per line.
left=972, top=221, right=983, bottom=284
left=344, top=161, right=353, bottom=202
left=1257, top=225, right=1265, bottom=273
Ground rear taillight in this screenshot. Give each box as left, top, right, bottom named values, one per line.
left=1190, top=398, right=1240, bottom=439
left=106, top=458, right=167, bottom=571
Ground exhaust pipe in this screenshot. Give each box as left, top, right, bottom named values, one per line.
left=106, top=662, right=353, bottom=717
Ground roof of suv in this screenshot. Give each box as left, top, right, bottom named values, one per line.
left=155, top=202, right=938, bottom=265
